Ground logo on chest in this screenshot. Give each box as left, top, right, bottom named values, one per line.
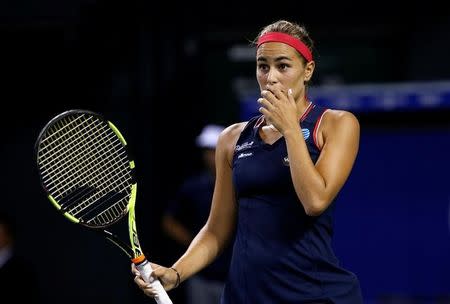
left=235, top=141, right=254, bottom=152
left=302, top=128, right=310, bottom=140
left=282, top=156, right=290, bottom=166
left=237, top=152, right=253, bottom=159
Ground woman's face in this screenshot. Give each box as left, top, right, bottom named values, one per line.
left=256, top=42, right=314, bottom=100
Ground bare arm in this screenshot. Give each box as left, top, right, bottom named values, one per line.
left=259, top=87, right=359, bottom=216
left=171, top=123, right=243, bottom=282
left=284, top=110, right=360, bottom=216
left=133, top=124, right=244, bottom=296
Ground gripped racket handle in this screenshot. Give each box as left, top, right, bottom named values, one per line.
left=135, top=259, right=173, bottom=304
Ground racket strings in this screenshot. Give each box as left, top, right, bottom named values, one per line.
left=74, top=189, right=128, bottom=223
left=88, top=193, right=129, bottom=226
left=39, top=115, right=122, bottom=184
left=38, top=113, right=133, bottom=227
left=49, top=116, right=131, bottom=224
left=39, top=116, right=102, bottom=187
left=39, top=116, right=113, bottom=185
left=45, top=132, right=127, bottom=195
left=39, top=114, right=86, bottom=145
left=39, top=116, right=101, bottom=175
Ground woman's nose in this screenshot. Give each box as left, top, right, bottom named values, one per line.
left=266, top=69, right=278, bottom=85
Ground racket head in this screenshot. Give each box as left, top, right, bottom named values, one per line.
left=35, top=109, right=137, bottom=229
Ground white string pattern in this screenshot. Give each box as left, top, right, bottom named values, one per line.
left=37, top=112, right=133, bottom=227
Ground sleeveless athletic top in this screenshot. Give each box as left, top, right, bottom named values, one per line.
left=220, top=103, right=363, bottom=304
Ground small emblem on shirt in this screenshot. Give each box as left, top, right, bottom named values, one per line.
left=235, top=141, right=254, bottom=152
left=302, top=128, right=310, bottom=140
left=283, top=156, right=290, bottom=166
left=238, top=152, right=253, bottom=159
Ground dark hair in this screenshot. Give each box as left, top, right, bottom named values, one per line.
left=254, top=20, right=314, bottom=64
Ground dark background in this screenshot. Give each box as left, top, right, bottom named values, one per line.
left=1, top=1, right=450, bottom=303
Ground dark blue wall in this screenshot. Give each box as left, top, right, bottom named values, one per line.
left=333, top=127, right=450, bottom=302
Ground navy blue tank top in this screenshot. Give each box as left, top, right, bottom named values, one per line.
left=221, top=103, right=363, bottom=304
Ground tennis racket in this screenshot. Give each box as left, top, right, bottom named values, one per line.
left=35, top=109, right=173, bottom=304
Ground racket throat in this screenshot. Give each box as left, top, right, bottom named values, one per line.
left=103, top=230, right=134, bottom=258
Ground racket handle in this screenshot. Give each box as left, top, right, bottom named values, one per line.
left=135, top=259, right=173, bottom=304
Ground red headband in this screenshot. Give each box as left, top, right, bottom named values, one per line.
left=257, top=32, right=313, bottom=62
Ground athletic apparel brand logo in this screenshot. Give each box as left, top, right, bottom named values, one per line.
left=235, top=141, right=254, bottom=152
left=238, top=152, right=253, bottom=159
left=283, top=156, right=290, bottom=166
left=302, top=128, right=310, bottom=140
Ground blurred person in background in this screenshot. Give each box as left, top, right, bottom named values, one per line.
left=161, top=124, right=232, bottom=304
left=0, top=210, right=41, bottom=303
left=133, top=19, right=363, bottom=303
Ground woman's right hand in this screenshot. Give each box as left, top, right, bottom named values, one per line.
left=131, top=263, right=179, bottom=298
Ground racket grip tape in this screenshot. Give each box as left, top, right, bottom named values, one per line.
left=134, top=258, right=173, bottom=304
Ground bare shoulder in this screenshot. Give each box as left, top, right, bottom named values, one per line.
left=322, top=109, right=360, bottom=135
left=216, top=122, right=248, bottom=164
left=218, top=122, right=248, bottom=149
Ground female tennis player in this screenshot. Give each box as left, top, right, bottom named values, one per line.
left=133, top=19, right=363, bottom=303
